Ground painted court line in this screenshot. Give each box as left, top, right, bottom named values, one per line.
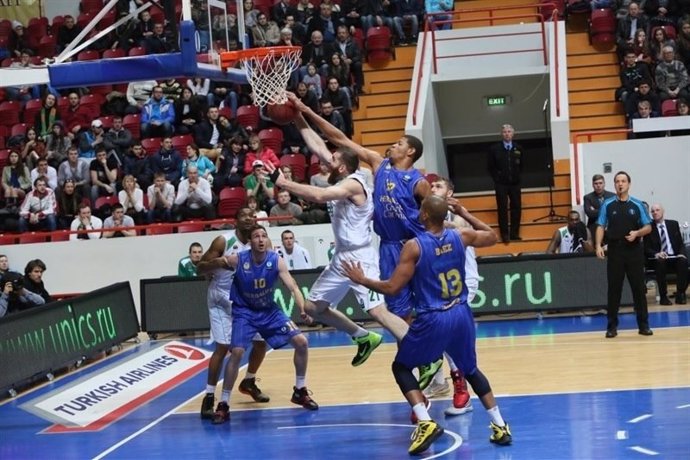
left=628, top=414, right=652, bottom=424
left=630, top=446, right=659, bottom=456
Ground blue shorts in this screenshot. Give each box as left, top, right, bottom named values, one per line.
left=395, top=304, right=477, bottom=376
left=380, top=241, right=414, bottom=318
left=230, top=307, right=301, bottom=350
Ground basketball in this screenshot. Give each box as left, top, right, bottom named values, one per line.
left=266, top=100, right=298, bottom=125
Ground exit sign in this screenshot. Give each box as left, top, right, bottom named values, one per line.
left=487, top=96, right=508, bottom=106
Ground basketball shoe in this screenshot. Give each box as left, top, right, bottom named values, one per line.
left=410, top=396, right=431, bottom=424
left=200, top=393, right=215, bottom=419
left=291, top=386, right=319, bottom=410
left=409, top=420, right=444, bottom=455
left=212, top=402, right=230, bottom=424
left=417, top=357, right=444, bottom=391
left=423, top=379, right=450, bottom=399
left=444, top=370, right=473, bottom=416
left=238, top=377, right=270, bottom=403
left=351, top=331, right=383, bottom=366
left=489, top=421, right=512, bottom=445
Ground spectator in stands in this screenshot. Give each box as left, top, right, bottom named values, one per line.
left=308, top=3, right=341, bottom=43
left=194, top=106, right=226, bottom=165
left=119, top=174, right=146, bottom=224
left=214, top=136, right=246, bottom=190
left=247, top=195, right=268, bottom=220
left=56, top=179, right=82, bottom=229
left=89, top=146, right=119, bottom=206
left=625, top=79, right=661, bottom=117
left=147, top=172, right=175, bottom=222
left=341, top=0, right=365, bottom=33
left=244, top=134, right=280, bottom=174
left=103, top=115, right=133, bottom=165
left=141, top=85, right=175, bottom=138
left=643, top=0, right=677, bottom=30
left=310, top=160, right=330, bottom=188
left=18, top=176, right=57, bottom=233
left=244, top=160, right=275, bottom=211
left=207, top=81, right=239, bottom=117
left=8, top=21, right=30, bottom=58
left=34, top=94, right=60, bottom=139
left=0, top=271, right=46, bottom=318
left=145, top=22, right=176, bottom=55
left=62, top=92, right=91, bottom=140
left=295, top=81, right=320, bottom=113
left=295, top=0, right=315, bottom=29
left=326, top=52, right=352, bottom=97
left=0, top=255, right=10, bottom=278
left=192, top=1, right=211, bottom=52
left=6, top=50, right=40, bottom=106
left=302, top=63, right=324, bottom=98
left=252, top=12, right=281, bottom=47
left=160, top=78, right=183, bottom=101
left=150, top=137, right=183, bottom=187
left=629, top=99, right=663, bottom=138
left=133, top=10, right=156, bottom=47
left=243, top=0, right=262, bottom=30
left=218, top=113, right=249, bottom=142
left=671, top=98, right=690, bottom=135
left=644, top=203, right=688, bottom=305
left=655, top=45, right=690, bottom=101
left=79, top=119, right=106, bottom=161
left=21, top=127, right=47, bottom=170
left=616, top=50, right=654, bottom=105
left=174, top=165, right=215, bottom=221
left=283, top=13, right=307, bottom=45
left=2, top=151, right=31, bottom=213
left=650, top=27, right=676, bottom=63
left=182, top=144, right=216, bottom=184
left=57, top=15, right=82, bottom=53
left=331, top=25, right=364, bottom=94
left=122, top=143, right=152, bottom=192
left=178, top=242, right=204, bottom=277
left=322, top=77, right=353, bottom=136
left=425, top=0, right=453, bottom=31
left=69, top=203, right=103, bottom=240
left=273, top=0, right=298, bottom=28
left=102, top=203, right=137, bottom=238
left=44, top=122, right=71, bottom=168
left=630, top=29, right=653, bottom=69
left=677, top=20, right=690, bottom=71
left=488, top=123, right=524, bottom=243
left=58, top=146, right=90, bottom=198
left=269, top=189, right=303, bottom=226
left=111, top=13, right=139, bottom=52
left=318, top=99, right=346, bottom=135
left=278, top=229, right=313, bottom=269
left=212, top=12, right=239, bottom=48
left=361, top=0, right=393, bottom=33
left=187, top=78, right=211, bottom=106
left=22, top=259, right=51, bottom=303
left=30, top=158, right=58, bottom=191
left=301, top=30, right=331, bottom=79
left=546, top=210, right=593, bottom=254
left=392, top=0, right=422, bottom=45
left=174, top=87, right=203, bottom=135
left=126, top=79, right=158, bottom=114
left=615, top=1, right=649, bottom=61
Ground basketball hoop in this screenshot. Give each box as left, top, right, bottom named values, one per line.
left=220, top=46, right=301, bottom=107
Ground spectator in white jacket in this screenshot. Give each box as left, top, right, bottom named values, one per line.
left=174, top=165, right=215, bottom=221
left=70, top=204, right=103, bottom=240
left=18, top=176, right=57, bottom=232
left=30, top=158, right=58, bottom=190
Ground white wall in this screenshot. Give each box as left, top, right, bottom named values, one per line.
left=43, top=0, right=80, bottom=21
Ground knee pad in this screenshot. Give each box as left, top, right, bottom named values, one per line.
left=466, top=369, right=492, bottom=398
left=392, top=361, right=418, bottom=394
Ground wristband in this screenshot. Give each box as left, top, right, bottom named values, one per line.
left=269, top=169, right=281, bottom=183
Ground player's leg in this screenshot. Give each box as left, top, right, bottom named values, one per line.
left=288, top=333, right=318, bottom=410
left=201, top=304, right=233, bottom=419
left=442, top=353, right=473, bottom=415
left=238, top=338, right=270, bottom=403
left=212, top=345, right=245, bottom=424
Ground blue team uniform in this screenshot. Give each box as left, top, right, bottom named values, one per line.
left=395, top=229, right=478, bottom=376
left=230, top=250, right=301, bottom=349
left=372, top=158, right=425, bottom=317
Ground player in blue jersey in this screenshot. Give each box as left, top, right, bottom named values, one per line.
left=212, top=225, right=318, bottom=424
left=344, top=196, right=512, bottom=455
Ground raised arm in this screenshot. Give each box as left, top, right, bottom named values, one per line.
left=196, top=235, right=233, bottom=275
left=343, top=239, right=419, bottom=295
left=448, top=199, right=498, bottom=248
left=266, top=163, right=357, bottom=204
left=277, top=256, right=307, bottom=319
left=291, top=113, right=334, bottom=166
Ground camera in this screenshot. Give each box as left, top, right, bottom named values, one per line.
left=2, top=272, right=24, bottom=292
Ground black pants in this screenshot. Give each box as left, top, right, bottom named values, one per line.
left=494, top=182, right=521, bottom=239
left=650, top=256, right=689, bottom=297
left=606, top=241, right=649, bottom=331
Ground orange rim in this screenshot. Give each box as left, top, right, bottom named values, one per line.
left=220, top=46, right=301, bottom=66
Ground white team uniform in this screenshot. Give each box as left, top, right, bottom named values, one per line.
left=446, top=211, right=479, bottom=302
left=277, top=243, right=313, bottom=270
left=206, top=230, right=262, bottom=344
left=307, top=172, right=384, bottom=311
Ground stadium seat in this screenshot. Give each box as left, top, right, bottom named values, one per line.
left=279, top=153, right=307, bottom=182
left=0, top=19, right=12, bottom=38
left=365, top=26, right=395, bottom=62
left=308, top=152, right=321, bottom=178
left=652, top=25, right=677, bottom=41
left=93, top=195, right=119, bottom=212
left=539, top=0, right=565, bottom=20
left=142, top=137, right=162, bottom=156
left=661, top=99, right=678, bottom=117
left=128, top=46, right=147, bottom=57
left=51, top=15, right=65, bottom=33
left=22, top=98, right=43, bottom=124
left=80, top=93, right=104, bottom=118
left=77, top=49, right=100, bottom=61
left=99, top=115, right=114, bottom=129
left=0, top=101, right=21, bottom=127
left=102, top=48, right=126, bottom=59
left=0, top=149, right=10, bottom=170
left=172, top=134, right=193, bottom=152
left=77, top=13, right=94, bottom=30
left=19, top=232, right=49, bottom=244
left=236, top=105, right=260, bottom=131
left=90, top=84, right=114, bottom=97
left=258, top=128, right=284, bottom=155
left=177, top=221, right=206, bottom=233
left=218, top=105, right=232, bottom=120
left=588, top=8, right=616, bottom=46
left=146, top=224, right=173, bottom=235
left=123, top=113, right=141, bottom=139
left=37, top=35, right=57, bottom=58
left=80, top=0, right=104, bottom=14
left=11, top=123, right=30, bottom=137
left=50, top=230, right=71, bottom=242
left=217, top=187, right=247, bottom=218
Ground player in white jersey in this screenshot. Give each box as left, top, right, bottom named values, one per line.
left=264, top=119, right=412, bottom=366
left=195, top=207, right=270, bottom=419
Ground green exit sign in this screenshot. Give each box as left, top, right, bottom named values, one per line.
left=487, top=96, right=508, bottom=106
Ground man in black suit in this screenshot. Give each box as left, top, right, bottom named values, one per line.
left=487, top=124, right=524, bottom=243
left=615, top=1, right=649, bottom=61
left=644, top=203, right=688, bottom=305
left=583, top=174, right=615, bottom=239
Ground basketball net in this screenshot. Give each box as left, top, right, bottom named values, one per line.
left=240, top=48, right=302, bottom=107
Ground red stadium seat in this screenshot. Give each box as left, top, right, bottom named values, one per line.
left=81, top=0, right=104, bottom=14
left=218, top=106, right=233, bottom=120
left=236, top=105, right=260, bottom=131
left=258, top=128, right=284, bottom=155
left=661, top=99, right=679, bottom=117
left=217, top=187, right=247, bottom=218
left=172, top=134, right=193, bottom=152
left=37, top=35, right=57, bottom=58
left=77, top=13, right=94, bottom=30
left=128, top=46, right=147, bottom=57
left=50, top=230, right=71, bottom=242
left=308, top=152, right=322, bottom=178
left=99, top=115, right=114, bottom=129
left=0, top=19, right=13, bottom=38
left=279, top=153, right=307, bottom=182
left=123, top=113, right=141, bottom=139
left=142, top=137, right=162, bottom=156
left=94, top=195, right=119, bottom=211
left=652, top=25, right=677, bottom=41
left=102, top=48, right=126, bottom=59
left=77, top=49, right=100, bottom=61
left=588, top=8, right=616, bottom=46
left=146, top=224, right=173, bottom=235
left=0, top=101, right=21, bottom=127
left=365, top=26, right=395, bottom=62
left=177, top=221, right=206, bottom=233
left=22, top=98, right=43, bottom=124
left=0, top=149, right=10, bottom=170
left=51, top=15, right=65, bottom=33
left=19, top=232, right=49, bottom=244
left=11, top=123, right=30, bottom=137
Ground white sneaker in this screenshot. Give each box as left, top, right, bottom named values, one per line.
left=422, top=381, right=451, bottom=398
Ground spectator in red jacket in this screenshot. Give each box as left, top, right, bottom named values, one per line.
left=243, top=134, right=280, bottom=175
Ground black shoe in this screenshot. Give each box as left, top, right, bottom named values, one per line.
left=638, top=328, right=653, bottom=336
left=605, top=329, right=617, bottom=338
left=501, top=234, right=510, bottom=244
left=291, top=386, right=319, bottom=410
left=200, top=393, right=215, bottom=419
left=676, top=293, right=687, bottom=304
left=659, top=296, right=672, bottom=306
left=238, top=377, right=270, bottom=403
left=212, top=401, right=230, bottom=424
left=510, top=235, right=522, bottom=241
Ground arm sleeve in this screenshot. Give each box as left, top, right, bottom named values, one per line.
left=596, top=201, right=609, bottom=227
left=20, top=289, right=46, bottom=306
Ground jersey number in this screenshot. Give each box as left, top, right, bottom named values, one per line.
left=438, top=269, right=463, bottom=299
left=254, top=278, right=266, bottom=289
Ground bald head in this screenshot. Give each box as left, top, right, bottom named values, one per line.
left=420, top=195, right=449, bottom=227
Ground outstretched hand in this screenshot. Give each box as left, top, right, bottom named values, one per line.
left=447, top=197, right=467, bottom=216
left=341, top=260, right=366, bottom=284
left=263, top=162, right=284, bottom=185
left=286, top=91, right=309, bottom=113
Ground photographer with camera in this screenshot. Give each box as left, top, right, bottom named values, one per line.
left=0, top=271, right=46, bottom=318
left=546, top=210, right=594, bottom=254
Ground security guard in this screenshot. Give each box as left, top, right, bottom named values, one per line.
left=595, top=171, right=653, bottom=338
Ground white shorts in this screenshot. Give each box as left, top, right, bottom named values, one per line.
left=207, top=287, right=262, bottom=345
left=307, top=246, right=385, bottom=312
